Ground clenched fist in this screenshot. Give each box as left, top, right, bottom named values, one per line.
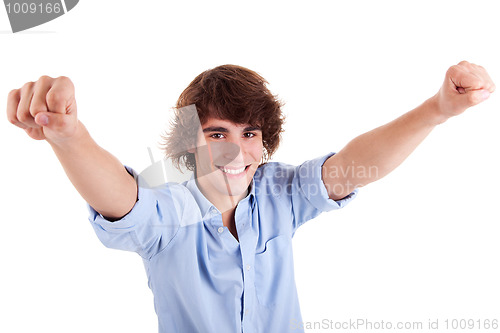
left=7, top=76, right=78, bottom=143
left=434, top=61, right=495, bottom=122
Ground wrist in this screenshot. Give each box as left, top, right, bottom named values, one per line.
left=47, top=121, right=88, bottom=151
left=420, top=95, right=450, bottom=126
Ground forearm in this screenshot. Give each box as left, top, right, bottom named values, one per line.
left=322, top=61, right=495, bottom=200
left=323, top=97, right=441, bottom=199
left=49, top=121, right=138, bottom=219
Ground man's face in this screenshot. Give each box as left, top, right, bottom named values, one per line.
left=192, top=118, right=263, bottom=205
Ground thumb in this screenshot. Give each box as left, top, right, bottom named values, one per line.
left=460, top=89, right=491, bottom=108
left=34, top=111, right=76, bottom=137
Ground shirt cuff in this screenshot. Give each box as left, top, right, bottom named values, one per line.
left=298, top=152, right=358, bottom=212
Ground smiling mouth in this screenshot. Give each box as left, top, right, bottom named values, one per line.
left=217, top=165, right=250, bottom=175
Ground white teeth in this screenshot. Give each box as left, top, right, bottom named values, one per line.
left=220, top=166, right=246, bottom=175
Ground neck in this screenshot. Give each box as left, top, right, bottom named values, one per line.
left=197, top=180, right=247, bottom=241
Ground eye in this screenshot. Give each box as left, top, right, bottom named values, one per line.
left=209, top=133, right=225, bottom=139
left=243, top=132, right=256, bottom=138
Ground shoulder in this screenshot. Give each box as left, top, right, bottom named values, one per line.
left=254, top=161, right=297, bottom=184
left=252, top=161, right=300, bottom=199
left=149, top=181, right=191, bottom=199
left=144, top=181, right=196, bottom=219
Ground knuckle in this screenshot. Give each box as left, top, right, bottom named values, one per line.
left=447, top=65, right=459, bottom=76
left=8, top=89, right=19, bottom=99
left=470, top=77, right=482, bottom=86
left=21, top=81, right=34, bottom=92
left=37, top=75, right=53, bottom=84
left=46, top=89, right=62, bottom=106
left=57, top=76, right=73, bottom=87
left=7, top=91, right=20, bottom=114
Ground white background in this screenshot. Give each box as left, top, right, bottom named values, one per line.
left=1, top=1, right=499, bottom=332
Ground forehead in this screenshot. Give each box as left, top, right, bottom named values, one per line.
left=201, top=117, right=261, bottom=131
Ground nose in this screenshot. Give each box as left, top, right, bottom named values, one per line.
left=209, top=141, right=241, bottom=167
left=222, top=139, right=244, bottom=164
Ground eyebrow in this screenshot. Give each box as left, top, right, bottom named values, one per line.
left=202, top=126, right=261, bottom=133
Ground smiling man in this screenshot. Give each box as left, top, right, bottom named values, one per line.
left=6, top=63, right=495, bottom=332
left=192, top=119, right=264, bottom=240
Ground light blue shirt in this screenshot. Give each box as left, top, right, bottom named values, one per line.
left=88, top=153, right=357, bottom=332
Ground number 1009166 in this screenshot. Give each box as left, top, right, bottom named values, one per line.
left=5, top=2, right=62, bottom=14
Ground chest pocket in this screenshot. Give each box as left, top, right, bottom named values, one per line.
left=254, top=234, right=294, bottom=307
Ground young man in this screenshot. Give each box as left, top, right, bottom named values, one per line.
left=6, top=63, right=494, bottom=332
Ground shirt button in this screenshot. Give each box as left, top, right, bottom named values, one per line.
left=246, top=265, right=251, bottom=271
left=218, top=227, right=224, bottom=234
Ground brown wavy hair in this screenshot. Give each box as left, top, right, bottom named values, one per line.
left=162, top=64, right=285, bottom=171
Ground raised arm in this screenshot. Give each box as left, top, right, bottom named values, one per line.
left=7, top=76, right=137, bottom=219
left=322, top=61, right=495, bottom=200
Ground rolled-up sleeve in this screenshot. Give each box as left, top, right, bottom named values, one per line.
left=88, top=166, right=186, bottom=260
left=291, top=153, right=358, bottom=230
left=298, top=152, right=357, bottom=210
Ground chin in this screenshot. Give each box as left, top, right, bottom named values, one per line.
left=220, top=178, right=252, bottom=198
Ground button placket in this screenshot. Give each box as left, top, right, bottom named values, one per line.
left=207, top=206, right=225, bottom=237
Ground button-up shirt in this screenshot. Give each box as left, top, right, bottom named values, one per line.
left=88, top=153, right=357, bottom=332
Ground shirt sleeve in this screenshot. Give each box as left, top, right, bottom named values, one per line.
left=291, top=152, right=358, bottom=231
left=87, top=166, right=186, bottom=260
